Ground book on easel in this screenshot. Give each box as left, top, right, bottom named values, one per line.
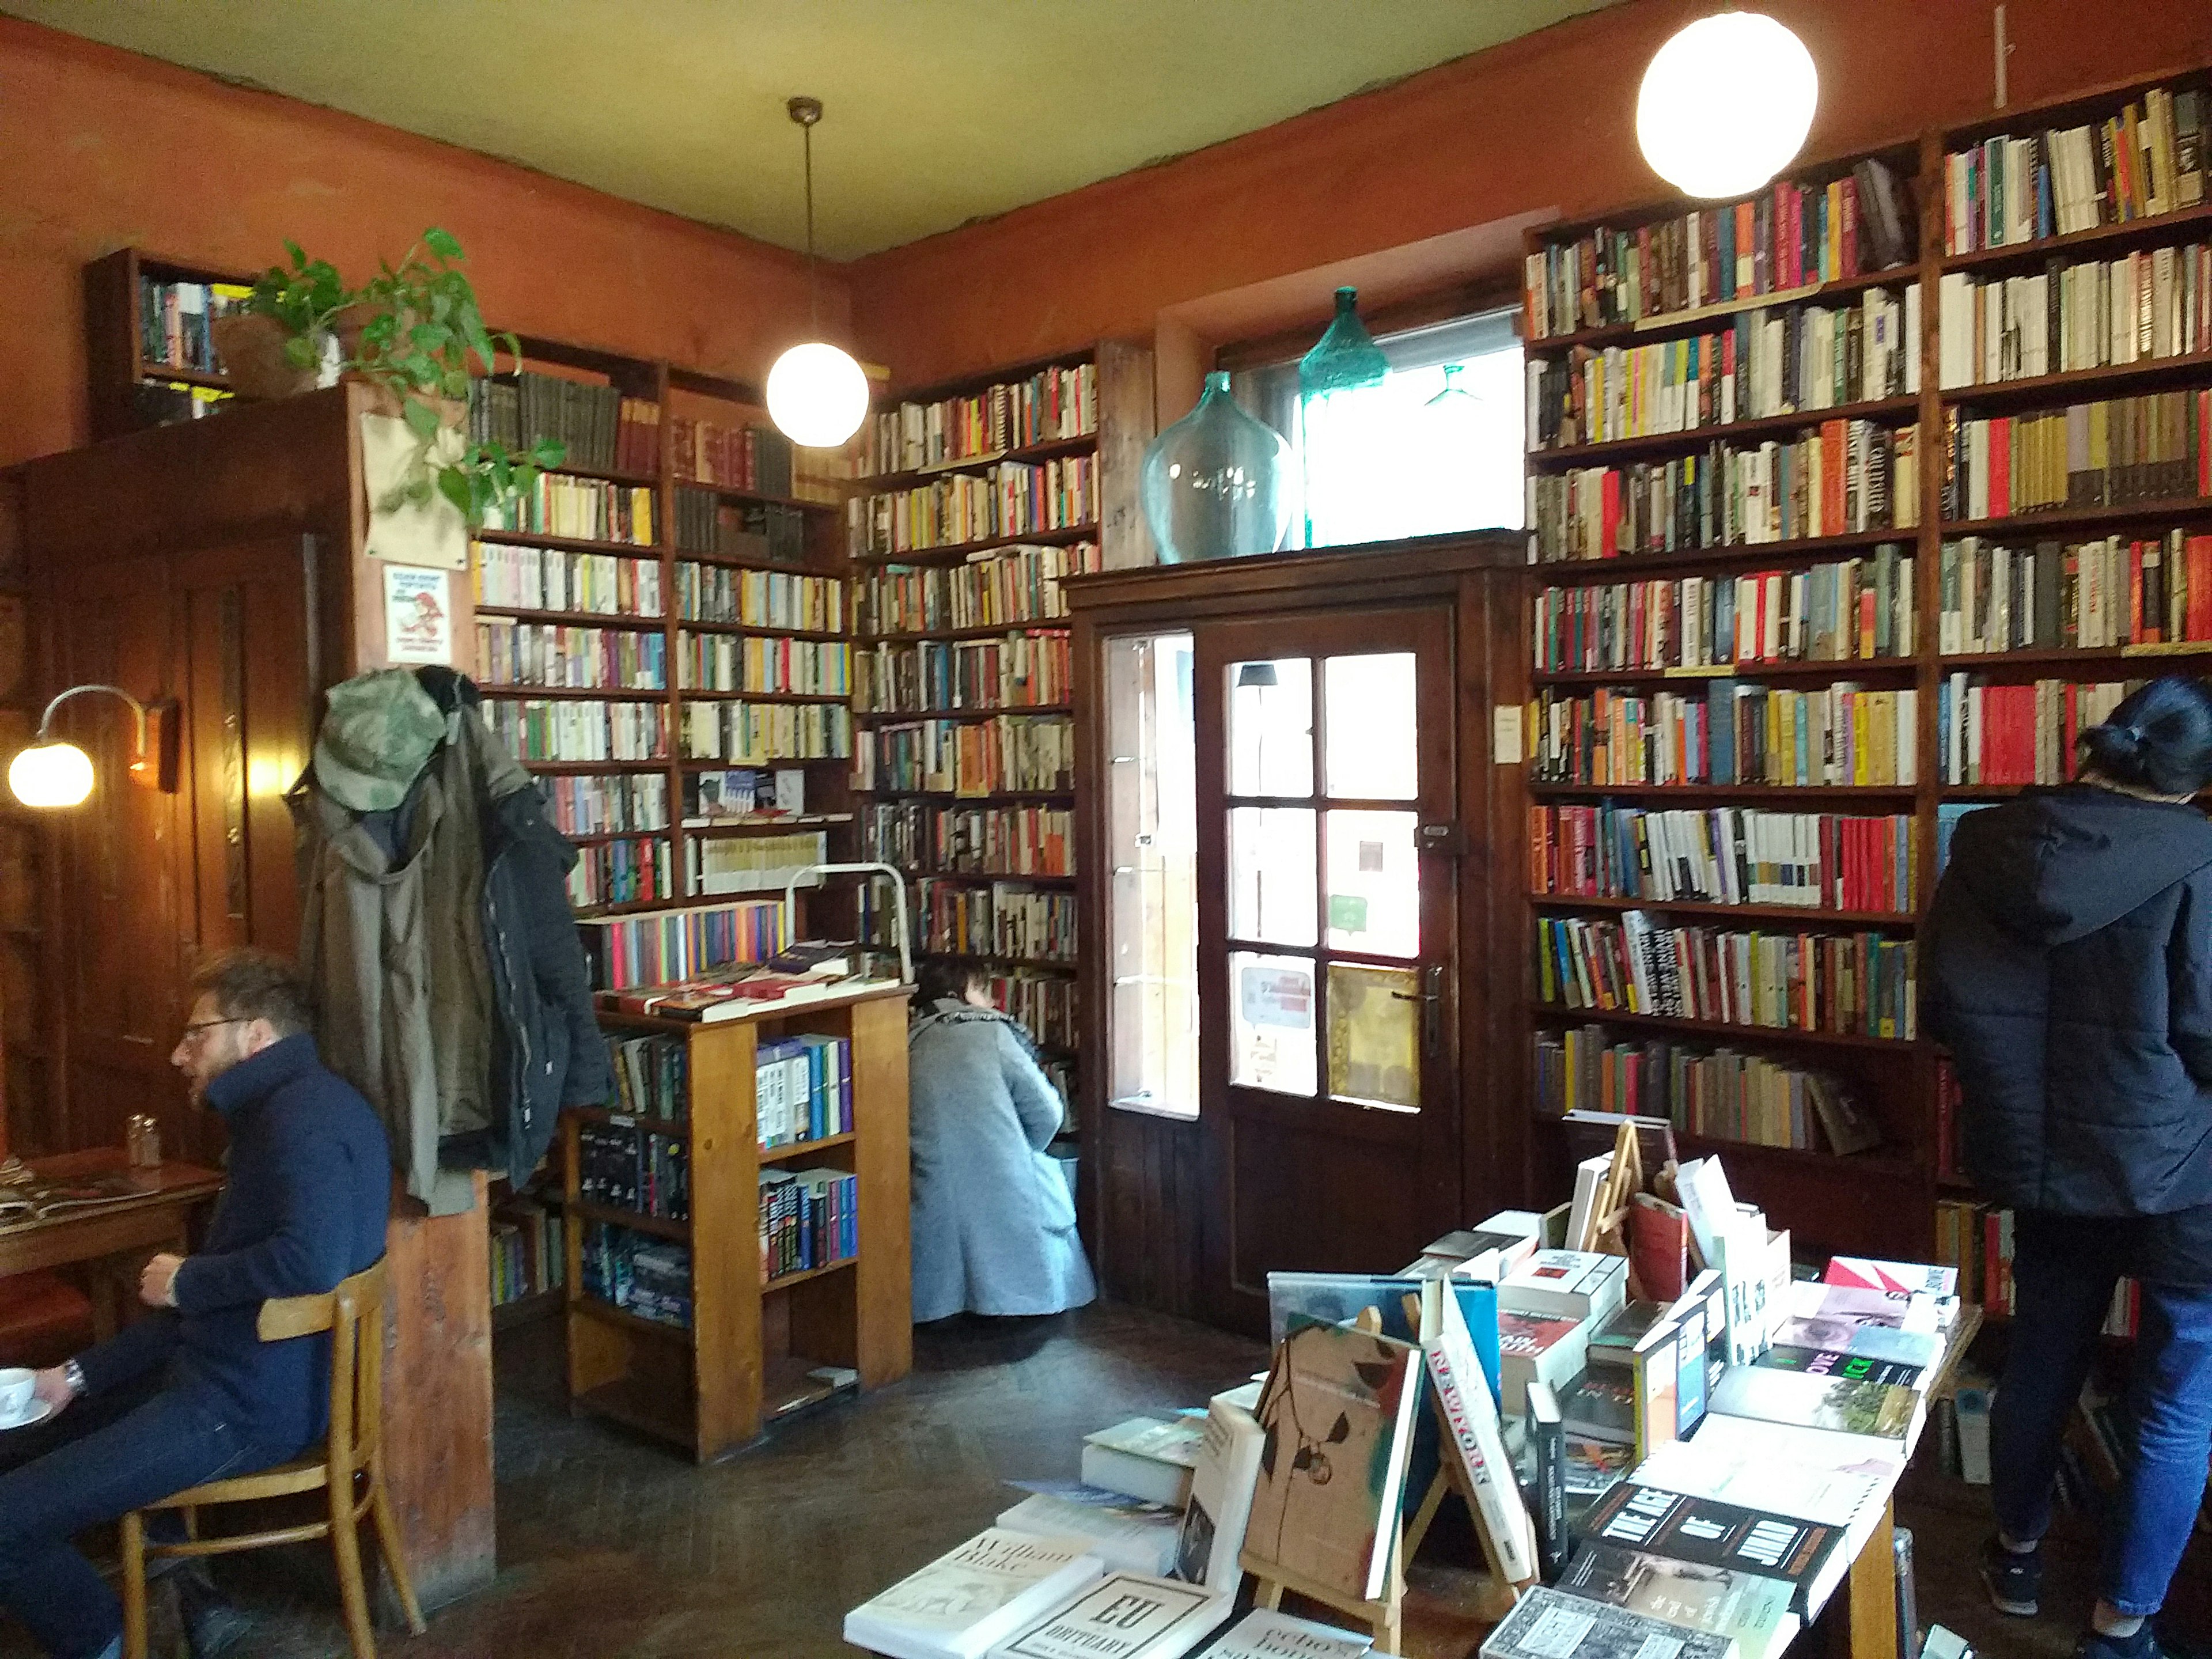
left=1423, top=1277, right=1539, bottom=1586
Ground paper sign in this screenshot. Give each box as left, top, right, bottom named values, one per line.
left=359, top=411, right=467, bottom=570
left=1493, top=704, right=1524, bottom=763
left=1328, top=893, right=1370, bottom=933
left=382, top=565, right=454, bottom=665
left=1239, top=962, right=1312, bottom=1029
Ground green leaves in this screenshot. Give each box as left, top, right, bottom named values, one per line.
left=529, top=437, right=565, bottom=469
left=423, top=226, right=463, bottom=261
left=400, top=395, right=444, bottom=442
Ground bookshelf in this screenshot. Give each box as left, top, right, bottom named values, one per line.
left=81, top=248, right=252, bottom=440
left=847, top=347, right=1147, bottom=1113
left=559, top=982, right=912, bottom=1461
left=1522, top=65, right=2212, bottom=1268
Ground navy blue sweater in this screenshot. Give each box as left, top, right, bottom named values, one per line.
left=75, top=1035, right=392, bottom=1458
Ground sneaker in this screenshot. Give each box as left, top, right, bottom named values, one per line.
left=2075, top=1625, right=2170, bottom=1659
left=1983, top=1537, right=2042, bottom=1618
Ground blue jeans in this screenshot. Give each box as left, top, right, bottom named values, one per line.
left=1990, top=1210, right=2212, bottom=1618
left=0, top=1371, right=269, bottom=1659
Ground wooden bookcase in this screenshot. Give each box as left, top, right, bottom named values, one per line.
left=559, top=981, right=912, bottom=1461
left=1520, top=63, right=2212, bottom=1270
left=845, top=341, right=1153, bottom=1132
left=81, top=247, right=252, bottom=441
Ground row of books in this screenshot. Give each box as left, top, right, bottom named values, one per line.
left=681, top=766, right=805, bottom=825
left=467, top=373, right=659, bottom=478
left=567, top=835, right=672, bottom=910
left=853, top=541, right=1100, bottom=635
left=756, top=1036, right=854, bottom=1149
left=541, top=772, right=669, bottom=836
left=489, top=1200, right=563, bottom=1309
left=471, top=541, right=663, bottom=618
left=479, top=475, right=656, bottom=547
left=860, top=802, right=1073, bottom=877
left=762, top=1167, right=858, bottom=1281
left=1936, top=243, right=2212, bottom=389
left=578, top=897, right=785, bottom=993
left=577, top=1122, right=688, bottom=1220
left=674, top=564, right=844, bottom=633
left=1533, top=1027, right=1880, bottom=1155
left=853, top=632, right=1073, bottom=714
left=1937, top=675, right=2130, bottom=786
left=922, top=882, right=1078, bottom=965
left=674, top=634, right=849, bottom=697
left=1527, top=430, right=1922, bottom=563
left=1941, top=392, right=2212, bottom=521
left=607, top=1032, right=687, bottom=1122
left=1528, top=290, right=1919, bottom=454
left=1537, top=914, right=1918, bottom=1040
left=676, top=700, right=853, bottom=763
left=581, top=1222, right=691, bottom=1329
left=476, top=621, right=666, bottom=692
left=137, top=274, right=250, bottom=374
left=672, top=488, right=807, bottom=565
left=130, top=380, right=233, bottom=427
left=486, top=699, right=668, bottom=763
left=1528, top=805, right=1918, bottom=913
left=847, top=457, right=1100, bottom=557
left=858, top=362, right=1099, bottom=477
left=995, top=971, right=1077, bottom=1054
left=1535, top=552, right=1916, bottom=674
left=1523, top=157, right=1915, bottom=339
left=687, top=829, right=830, bottom=897
left=854, top=713, right=1075, bottom=797
left=1938, top=530, right=2212, bottom=652
left=1944, top=82, right=2206, bottom=253
left=668, top=414, right=793, bottom=497
left=1529, top=684, right=1921, bottom=787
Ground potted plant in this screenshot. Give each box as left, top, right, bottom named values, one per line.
left=219, top=229, right=562, bottom=523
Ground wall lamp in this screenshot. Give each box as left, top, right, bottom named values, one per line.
left=8, top=685, right=181, bottom=808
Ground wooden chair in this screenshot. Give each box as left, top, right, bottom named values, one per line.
left=117, top=1259, right=427, bottom=1659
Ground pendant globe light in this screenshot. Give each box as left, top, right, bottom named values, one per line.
left=766, top=96, right=869, bottom=449
left=1636, top=10, right=1819, bottom=200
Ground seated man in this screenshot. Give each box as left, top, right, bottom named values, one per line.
left=0, top=948, right=391, bottom=1659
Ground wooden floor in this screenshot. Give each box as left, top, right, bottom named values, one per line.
left=2, top=1302, right=2205, bottom=1657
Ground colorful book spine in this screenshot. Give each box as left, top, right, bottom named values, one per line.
left=1529, top=683, right=1918, bottom=786
left=1528, top=804, right=1916, bottom=911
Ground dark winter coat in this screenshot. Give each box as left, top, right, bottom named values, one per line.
left=1926, top=783, right=2212, bottom=1283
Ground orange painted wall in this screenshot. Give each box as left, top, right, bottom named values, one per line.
left=0, top=17, right=849, bottom=468
left=849, top=0, right=2212, bottom=390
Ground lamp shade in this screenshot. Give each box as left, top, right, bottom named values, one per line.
left=767, top=341, right=870, bottom=449
left=1636, top=12, right=1818, bottom=200
left=9, top=740, right=94, bottom=808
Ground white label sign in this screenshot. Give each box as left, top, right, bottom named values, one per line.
left=382, top=564, right=454, bottom=665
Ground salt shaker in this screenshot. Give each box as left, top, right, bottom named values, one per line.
left=126, top=1113, right=162, bottom=1169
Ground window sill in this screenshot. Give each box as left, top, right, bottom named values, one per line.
left=1109, top=1098, right=1199, bottom=1124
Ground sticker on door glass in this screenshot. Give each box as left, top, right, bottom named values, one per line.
left=1238, top=961, right=1313, bottom=1029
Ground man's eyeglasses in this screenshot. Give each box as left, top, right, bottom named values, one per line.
left=177, top=1017, right=247, bottom=1045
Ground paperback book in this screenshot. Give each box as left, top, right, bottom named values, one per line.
left=843, top=1530, right=1105, bottom=1659
left=986, top=1572, right=1229, bottom=1659
left=1082, top=1416, right=1206, bottom=1509
left=999, top=1486, right=1184, bottom=1577
left=1175, top=1400, right=1264, bottom=1593
left=1576, top=1482, right=1845, bottom=1613
left=1480, top=1585, right=1736, bottom=1659
left=1559, top=1540, right=1802, bottom=1659
left=1191, top=1609, right=1373, bottom=1659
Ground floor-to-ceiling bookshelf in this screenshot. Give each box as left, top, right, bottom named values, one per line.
left=1521, top=66, right=2212, bottom=1297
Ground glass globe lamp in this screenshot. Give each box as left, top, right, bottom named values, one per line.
left=9, top=740, right=94, bottom=808
left=1637, top=12, right=1819, bottom=199
left=767, top=342, right=870, bottom=449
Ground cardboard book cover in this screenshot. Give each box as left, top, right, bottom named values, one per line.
left=1575, top=1483, right=1842, bottom=1611
left=1244, top=1322, right=1423, bottom=1605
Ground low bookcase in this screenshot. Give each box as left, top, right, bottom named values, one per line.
left=560, top=980, right=913, bottom=1461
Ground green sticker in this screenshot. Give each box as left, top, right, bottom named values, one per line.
left=1328, top=893, right=1369, bottom=933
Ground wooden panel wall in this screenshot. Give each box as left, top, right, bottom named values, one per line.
left=1096, top=1106, right=1206, bottom=1323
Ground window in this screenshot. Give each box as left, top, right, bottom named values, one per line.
left=1104, top=632, right=1199, bottom=1118
left=1232, top=305, right=1524, bottom=550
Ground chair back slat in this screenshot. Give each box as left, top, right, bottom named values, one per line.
left=257, top=1259, right=389, bottom=1475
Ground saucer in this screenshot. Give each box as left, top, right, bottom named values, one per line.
left=0, top=1395, right=56, bottom=1432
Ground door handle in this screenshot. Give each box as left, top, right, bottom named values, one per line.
left=1419, top=821, right=1469, bottom=857
left=1391, top=963, right=1447, bottom=1056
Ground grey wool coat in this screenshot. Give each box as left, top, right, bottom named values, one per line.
left=908, top=999, right=1096, bottom=1323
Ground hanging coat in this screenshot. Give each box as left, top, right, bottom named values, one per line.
left=907, top=998, right=1095, bottom=1322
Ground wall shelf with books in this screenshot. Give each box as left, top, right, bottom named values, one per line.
left=81, top=247, right=253, bottom=439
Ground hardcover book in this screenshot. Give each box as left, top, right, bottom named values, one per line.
left=1501, top=1251, right=1630, bottom=1324
left=999, top=1487, right=1183, bottom=1577
left=844, top=1529, right=1106, bottom=1659
left=1498, top=1310, right=1591, bottom=1414
left=986, top=1571, right=1230, bottom=1659
left=1575, top=1483, right=1845, bottom=1613
left=1558, top=1369, right=1638, bottom=1446
left=1480, top=1585, right=1737, bottom=1659
left=1082, top=1416, right=1206, bottom=1508
left=1559, top=1541, right=1801, bottom=1659
left=1245, top=1322, right=1424, bottom=1604
left=1191, top=1609, right=1373, bottom=1659
left=1266, top=1272, right=1435, bottom=1349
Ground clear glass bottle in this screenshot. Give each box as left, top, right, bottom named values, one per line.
left=1296, top=287, right=1390, bottom=548
left=1138, top=372, right=1294, bottom=564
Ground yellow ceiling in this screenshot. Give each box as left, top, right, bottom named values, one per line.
left=2, top=0, right=1619, bottom=258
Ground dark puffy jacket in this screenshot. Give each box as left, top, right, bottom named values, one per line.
left=1926, top=783, right=2212, bottom=1283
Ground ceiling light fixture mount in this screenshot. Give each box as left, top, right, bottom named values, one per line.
left=1636, top=9, right=1819, bottom=200
left=766, top=93, right=869, bottom=450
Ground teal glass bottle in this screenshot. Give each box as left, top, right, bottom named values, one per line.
left=1297, top=286, right=1389, bottom=548
left=1138, top=372, right=1294, bottom=564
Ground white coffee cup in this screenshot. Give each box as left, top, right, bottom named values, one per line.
left=0, top=1367, right=34, bottom=1419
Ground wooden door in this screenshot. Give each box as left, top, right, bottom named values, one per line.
left=1196, top=604, right=1462, bottom=1334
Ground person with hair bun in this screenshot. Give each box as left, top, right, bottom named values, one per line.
left=1928, top=676, right=2212, bottom=1659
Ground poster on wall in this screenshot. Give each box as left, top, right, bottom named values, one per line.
left=382, top=565, right=454, bottom=665
left=359, top=411, right=467, bottom=570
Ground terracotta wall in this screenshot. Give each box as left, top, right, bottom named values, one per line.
left=848, top=0, right=2212, bottom=392
left=0, top=16, right=849, bottom=469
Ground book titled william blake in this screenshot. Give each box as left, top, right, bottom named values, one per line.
left=1245, top=1322, right=1424, bottom=1605
left=1576, top=1482, right=1843, bottom=1613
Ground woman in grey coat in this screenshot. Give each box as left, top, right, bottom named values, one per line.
left=908, top=961, right=1097, bottom=1323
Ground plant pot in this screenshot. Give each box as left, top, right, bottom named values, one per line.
left=209, top=313, right=322, bottom=400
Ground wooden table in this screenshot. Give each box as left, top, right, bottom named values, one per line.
left=0, top=1150, right=224, bottom=1340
